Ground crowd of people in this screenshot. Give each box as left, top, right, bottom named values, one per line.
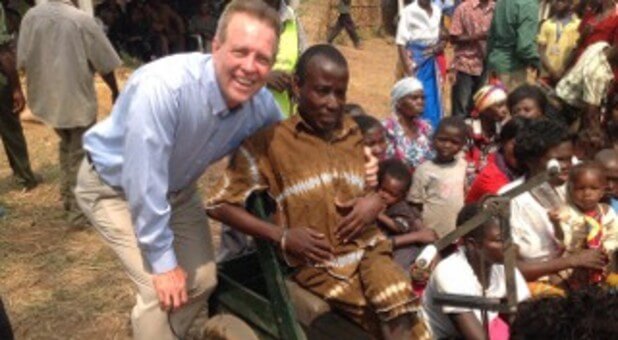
left=2, top=0, right=618, bottom=339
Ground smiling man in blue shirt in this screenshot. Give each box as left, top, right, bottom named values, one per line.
left=74, top=1, right=282, bottom=338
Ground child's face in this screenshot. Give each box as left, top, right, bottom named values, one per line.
left=512, top=98, right=543, bottom=120
left=552, top=0, right=571, bottom=14
left=378, top=175, right=408, bottom=206
left=570, top=170, right=606, bottom=212
left=604, top=163, right=618, bottom=199
left=364, top=126, right=388, bottom=160
left=433, top=125, right=465, bottom=162
left=484, top=101, right=509, bottom=122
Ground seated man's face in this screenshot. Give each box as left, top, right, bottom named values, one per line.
left=295, top=56, right=349, bottom=135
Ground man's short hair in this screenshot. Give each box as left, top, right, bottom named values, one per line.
left=294, top=44, right=348, bottom=86
left=216, top=0, right=281, bottom=44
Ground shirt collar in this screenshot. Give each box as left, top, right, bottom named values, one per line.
left=203, top=56, right=242, bottom=117
left=292, top=113, right=359, bottom=141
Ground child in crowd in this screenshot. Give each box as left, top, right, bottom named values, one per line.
left=538, top=0, right=581, bottom=86
left=188, top=1, right=218, bottom=52
left=605, top=95, right=618, bottom=151
left=574, top=128, right=607, bottom=160
left=352, top=114, right=388, bottom=160
left=552, top=162, right=618, bottom=288
left=343, top=102, right=367, bottom=117
left=376, top=158, right=438, bottom=271
left=595, top=149, right=618, bottom=212
left=409, top=117, right=468, bottom=237
left=423, top=203, right=531, bottom=339
left=507, top=84, right=549, bottom=120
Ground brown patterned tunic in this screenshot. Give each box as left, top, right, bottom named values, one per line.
left=207, top=114, right=419, bottom=330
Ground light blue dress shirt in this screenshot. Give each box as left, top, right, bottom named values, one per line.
left=83, top=53, right=282, bottom=274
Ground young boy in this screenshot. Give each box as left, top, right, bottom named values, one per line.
left=554, top=162, right=618, bottom=288
left=595, top=149, right=618, bottom=212
left=376, top=159, right=438, bottom=271
left=537, top=0, right=580, bottom=85
left=423, top=203, right=531, bottom=339
left=352, top=114, right=388, bottom=160
left=207, top=45, right=426, bottom=339
left=409, top=117, right=468, bottom=237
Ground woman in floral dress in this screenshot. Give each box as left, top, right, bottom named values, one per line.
left=383, top=77, right=434, bottom=172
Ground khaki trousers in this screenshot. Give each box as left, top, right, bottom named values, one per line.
left=54, top=127, right=89, bottom=224
left=74, top=159, right=217, bottom=340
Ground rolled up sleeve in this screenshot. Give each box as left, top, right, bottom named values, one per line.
left=121, top=78, right=178, bottom=274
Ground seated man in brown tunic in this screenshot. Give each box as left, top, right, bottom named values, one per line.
left=207, top=44, right=425, bottom=339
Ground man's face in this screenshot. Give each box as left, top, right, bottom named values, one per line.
left=295, top=57, right=349, bottom=136
left=212, top=13, right=277, bottom=108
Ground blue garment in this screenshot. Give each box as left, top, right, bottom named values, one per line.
left=83, top=53, right=282, bottom=273
left=407, top=42, right=443, bottom=129
left=611, top=198, right=618, bottom=214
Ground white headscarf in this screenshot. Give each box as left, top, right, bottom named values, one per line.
left=391, top=77, right=424, bottom=111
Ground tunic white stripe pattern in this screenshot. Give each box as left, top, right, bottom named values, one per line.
left=276, top=170, right=364, bottom=203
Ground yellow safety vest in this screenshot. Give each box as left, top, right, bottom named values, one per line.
left=270, top=9, right=299, bottom=118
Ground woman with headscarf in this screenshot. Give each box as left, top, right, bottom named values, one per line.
left=382, top=77, right=434, bottom=171
left=396, top=0, right=444, bottom=129
left=464, top=84, right=510, bottom=185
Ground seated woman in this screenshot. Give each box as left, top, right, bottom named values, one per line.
left=423, top=203, right=531, bottom=339
left=499, top=119, right=606, bottom=296
left=466, top=117, right=528, bottom=203
left=382, top=77, right=434, bottom=172
left=207, top=45, right=428, bottom=339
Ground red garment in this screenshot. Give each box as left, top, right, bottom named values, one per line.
left=575, top=12, right=618, bottom=88
left=465, top=153, right=509, bottom=203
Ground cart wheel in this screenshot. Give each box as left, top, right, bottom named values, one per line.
left=199, top=314, right=259, bottom=340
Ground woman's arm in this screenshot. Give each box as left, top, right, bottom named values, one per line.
left=517, top=248, right=606, bottom=281
left=449, top=312, right=486, bottom=340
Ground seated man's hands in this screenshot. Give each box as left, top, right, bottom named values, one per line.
left=152, top=266, right=188, bottom=311
left=335, top=193, right=385, bottom=243
left=284, top=227, right=334, bottom=263
left=266, top=70, right=293, bottom=92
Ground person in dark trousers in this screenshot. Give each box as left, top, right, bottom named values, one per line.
left=0, top=298, right=14, bottom=340
left=0, top=2, right=39, bottom=191
left=327, top=0, right=361, bottom=48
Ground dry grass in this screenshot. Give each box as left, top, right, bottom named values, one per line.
left=0, top=37, right=397, bottom=338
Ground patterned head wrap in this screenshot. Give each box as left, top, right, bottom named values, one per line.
left=391, top=77, right=424, bottom=110
left=472, top=85, right=507, bottom=117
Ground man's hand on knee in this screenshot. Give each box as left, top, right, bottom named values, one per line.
left=153, top=266, right=188, bottom=311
